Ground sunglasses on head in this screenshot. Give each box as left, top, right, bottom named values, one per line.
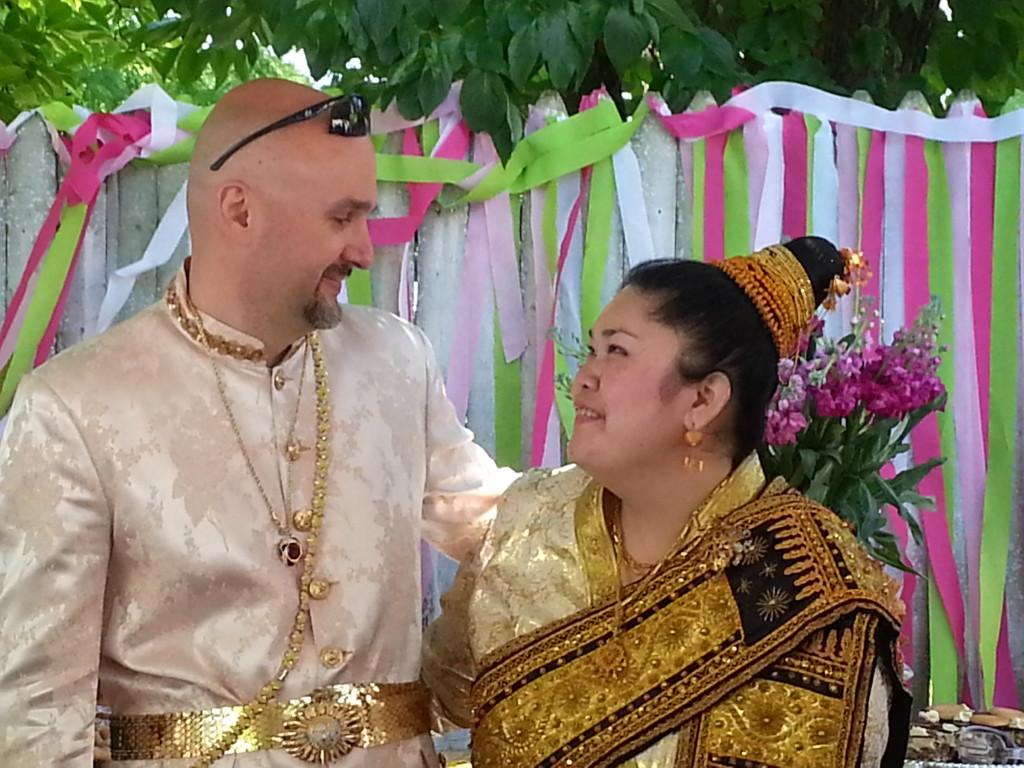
left=209, top=94, right=371, bottom=172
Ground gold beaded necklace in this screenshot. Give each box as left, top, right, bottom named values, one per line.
left=190, top=332, right=332, bottom=768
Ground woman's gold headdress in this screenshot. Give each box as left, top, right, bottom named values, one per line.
left=715, top=244, right=815, bottom=358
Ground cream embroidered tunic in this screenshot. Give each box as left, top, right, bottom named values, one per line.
left=424, top=465, right=894, bottom=768
left=0, top=269, right=515, bottom=767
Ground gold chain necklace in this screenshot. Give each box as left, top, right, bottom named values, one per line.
left=597, top=479, right=732, bottom=679
left=607, top=501, right=657, bottom=577
left=201, top=329, right=311, bottom=566
left=271, top=343, right=310, bottom=548
left=191, top=332, right=332, bottom=768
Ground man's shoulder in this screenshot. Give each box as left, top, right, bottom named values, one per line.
left=321, top=304, right=431, bottom=359
left=29, top=304, right=172, bottom=397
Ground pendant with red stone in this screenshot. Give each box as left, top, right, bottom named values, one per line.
left=278, top=536, right=304, bottom=566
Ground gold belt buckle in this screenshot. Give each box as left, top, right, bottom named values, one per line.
left=280, top=689, right=367, bottom=764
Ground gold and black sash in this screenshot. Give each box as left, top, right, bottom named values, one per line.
left=470, top=484, right=909, bottom=768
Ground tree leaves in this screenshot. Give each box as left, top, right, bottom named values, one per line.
left=460, top=70, right=509, bottom=135
left=417, top=48, right=454, bottom=116
left=646, top=0, right=694, bottom=32
left=539, top=14, right=579, bottom=92
left=603, top=7, right=650, bottom=74
left=6, top=0, right=1024, bottom=162
left=355, top=0, right=401, bottom=47
left=508, top=23, right=540, bottom=88
left=662, top=29, right=703, bottom=81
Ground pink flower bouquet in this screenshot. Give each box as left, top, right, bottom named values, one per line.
left=760, top=299, right=947, bottom=569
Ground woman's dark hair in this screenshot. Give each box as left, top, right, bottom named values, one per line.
left=622, top=236, right=845, bottom=462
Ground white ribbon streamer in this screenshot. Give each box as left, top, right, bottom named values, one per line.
left=92, top=181, right=189, bottom=335
left=729, top=81, right=1024, bottom=142
left=811, top=119, right=839, bottom=244
left=743, top=115, right=768, bottom=246
left=612, top=144, right=656, bottom=266
left=114, top=84, right=196, bottom=157
left=882, top=131, right=906, bottom=342
left=754, top=112, right=784, bottom=249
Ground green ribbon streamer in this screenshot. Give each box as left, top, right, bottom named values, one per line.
left=856, top=127, right=870, bottom=239
left=375, top=155, right=478, bottom=184
left=514, top=102, right=649, bottom=196
left=0, top=204, right=88, bottom=415
left=37, top=96, right=647, bottom=215
left=39, top=102, right=82, bottom=132
left=692, top=140, right=706, bottom=260
left=581, top=158, right=614, bottom=331
left=143, top=105, right=214, bottom=166
left=421, top=119, right=440, bottom=157
left=493, top=307, right=522, bottom=469
left=345, top=268, right=373, bottom=307
left=925, top=139, right=961, bottom=704
left=723, top=128, right=749, bottom=257
left=143, top=138, right=197, bottom=167
left=805, top=115, right=821, bottom=234
left=929, top=579, right=958, bottom=704
left=981, top=136, right=1021, bottom=705
left=460, top=100, right=649, bottom=204
left=466, top=101, right=618, bottom=201
left=555, top=347, right=575, bottom=442
left=494, top=194, right=524, bottom=469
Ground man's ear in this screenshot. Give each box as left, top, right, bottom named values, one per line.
left=219, top=182, right=251, bottom=233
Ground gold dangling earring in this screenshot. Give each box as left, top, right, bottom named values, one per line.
left=682, top=429, right=705, bottom=472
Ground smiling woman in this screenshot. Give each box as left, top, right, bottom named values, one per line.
left=423, top=237, right=912, bottom=768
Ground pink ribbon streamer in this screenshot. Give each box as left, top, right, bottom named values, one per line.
left=704, top=133, right=726, bottom=262
left=529, top=170, right=590, bottom=467
left=782, top=111, right=808, bottom=239
left=34, top=199, right=99, bottom=365
left=995, top=606, right=1020, bottom=706
left=649, top=98, right=755, bottom=140
left=442, top=132, right=529, bottom=420
left=903, top=135, right=967, bottom=663
left=476, top=135, right=528, bottom=362
left=0, top=112, right=151, bottom=369
left=527, top=185, right=560, bottom=467
left=367, top=121, right=471, bottom=246
left=445, top=194, right=492, bottom=421
left=0, top=201, right=64, bottom=360
left=527, top=92, right=609, bottom=467
left=860, top=131, right=885, bottom=317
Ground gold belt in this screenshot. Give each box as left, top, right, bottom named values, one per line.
left=108, top=681, right=431, bottom=763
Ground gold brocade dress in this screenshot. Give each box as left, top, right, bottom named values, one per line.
left=424, top=456, right=908, bottom=768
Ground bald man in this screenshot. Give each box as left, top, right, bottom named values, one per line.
left=0, top=79, right=514, bottom=767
